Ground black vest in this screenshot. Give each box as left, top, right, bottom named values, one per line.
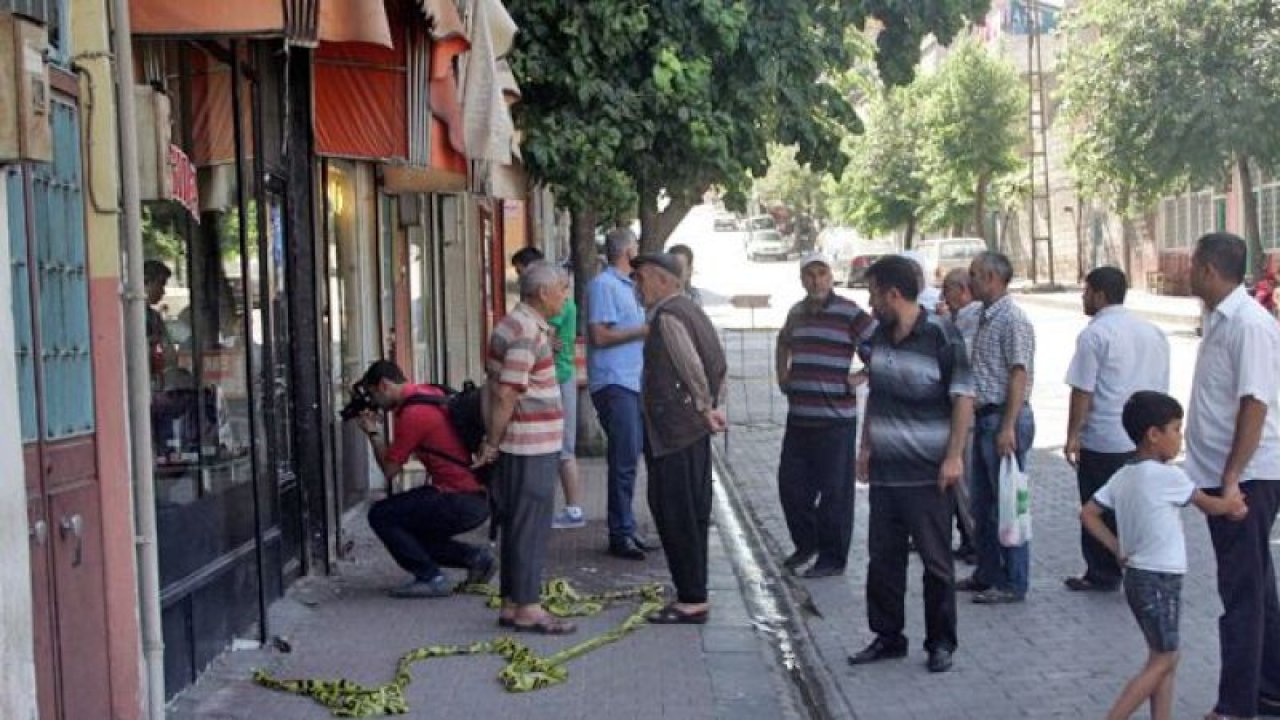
left=642, top=295, right=727, bottom=457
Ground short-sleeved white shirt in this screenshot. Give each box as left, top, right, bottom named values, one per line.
left=1064, top=306, right=1171, bottom=453
left=1185, top=286, right=1280, bottom=488
left=1092, top=460, right=1196, bottom=574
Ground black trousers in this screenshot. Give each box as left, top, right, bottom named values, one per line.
left=1206, top=480, right=1280, bottom=717
left=647, top=436, right=713, bottom=604
left=368, top=486, right=489, bottom=581
left=866, top=483, right=957, bottom=652
left=1077, top=448, right=1131, bottom=587
left=778, top=421, right=856, bottom=570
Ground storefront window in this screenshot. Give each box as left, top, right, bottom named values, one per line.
left=325, top=159, right=379, bottom=512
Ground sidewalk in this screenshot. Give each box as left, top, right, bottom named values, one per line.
left=1014, top=287, right=1203, bottom=328
left=168, top=456, right=797, bottom=720
left=716, top=329, right=1246, bottom=720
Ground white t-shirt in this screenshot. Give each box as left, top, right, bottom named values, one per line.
left=1091, top=460, right=1196, bottom=574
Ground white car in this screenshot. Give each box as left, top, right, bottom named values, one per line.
left=746, top=229, right=793, bottom=261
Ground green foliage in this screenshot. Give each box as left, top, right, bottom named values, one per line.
left=754, top=144, right=832, bottom=220
left=917, top=37, right=1025, bottom=233
left=858, top=0, right=992, bottom=86
left=832, top=36, right=1023, bottom=241
left=830, top=86, right=929, bottom=238
left=507, top=0, right=995, bottom=246
left=1058, top=0, right=1280, bottom=223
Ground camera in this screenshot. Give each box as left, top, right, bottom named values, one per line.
left=339, top=383, right=377, bottom=421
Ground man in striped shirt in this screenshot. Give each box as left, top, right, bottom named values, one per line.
left=775, top=252, right=876, bottom=578
left=848, top=255, right=973, bottom=673
left=475, top=261, right=573, bottom=634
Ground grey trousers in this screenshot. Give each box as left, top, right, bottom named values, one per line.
left=493, top=452, right=559, bottom=605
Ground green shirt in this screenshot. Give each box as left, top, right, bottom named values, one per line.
left=547, top=297, right=578, bottom=384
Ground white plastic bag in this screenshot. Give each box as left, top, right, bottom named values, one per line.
left=997, top=455, right=1032, bottom=547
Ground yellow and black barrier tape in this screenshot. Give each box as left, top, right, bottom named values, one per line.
left=253, top=578, right=667, bottom=717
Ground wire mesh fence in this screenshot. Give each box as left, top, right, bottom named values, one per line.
left=719, top=327, right=787, bottom=431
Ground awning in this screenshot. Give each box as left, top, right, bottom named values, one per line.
left=130, top=0, right=393, bottom=48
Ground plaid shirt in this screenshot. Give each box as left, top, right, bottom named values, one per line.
left=971, top=294, right=1035, bottom=406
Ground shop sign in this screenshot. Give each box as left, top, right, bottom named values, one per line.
left=169, top=144, right=200, bottom=221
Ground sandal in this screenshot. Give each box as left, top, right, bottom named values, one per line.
left=646, top=603, right=710, bottom=625
left=511, top=617, right=577, bottom=635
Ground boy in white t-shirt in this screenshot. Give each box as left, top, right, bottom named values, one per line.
left=1081, top=391, right=1248, bottom=720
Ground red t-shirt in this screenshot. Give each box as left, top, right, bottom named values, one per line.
left=386, top=385, right=484, bottom=494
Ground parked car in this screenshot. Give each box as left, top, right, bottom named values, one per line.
left=747, top=229, right=792, bottom=261
left=745, top=215, right=776, bottom=232
left=713, top=214, right=740, bottom=232
left=915, top=237, right=988, bottom=283
left=845, top=238, right=901, bottom=287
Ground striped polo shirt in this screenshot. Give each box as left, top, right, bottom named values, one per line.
left=778, top=293, right=876, bottom=426
left=866, top=311, right=974, bottom=486
left=486, top=302, right=564, bottom=456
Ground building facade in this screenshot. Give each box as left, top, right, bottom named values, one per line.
left=1, top=0, right=534, bottom=715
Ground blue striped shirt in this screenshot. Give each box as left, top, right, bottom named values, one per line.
left=867, top=311, right=974, bottom=486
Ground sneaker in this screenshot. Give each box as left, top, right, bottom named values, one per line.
left=551, top=507, right=586, bottom=529
left=972, top=587, right=1024, bottom=604
left=388, top=575, right=452, bottom=598
left=465, top=549, right=497, bottom=586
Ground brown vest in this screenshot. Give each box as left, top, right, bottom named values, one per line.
left=642, top=295, right=727, bottom=457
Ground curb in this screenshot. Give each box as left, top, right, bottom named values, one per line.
left=1014, top=291, right=1200, bottom=329
left=710, top=440, right=858, bottom=720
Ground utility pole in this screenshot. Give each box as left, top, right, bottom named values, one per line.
left=1026, top=0, right=1055, bottom=286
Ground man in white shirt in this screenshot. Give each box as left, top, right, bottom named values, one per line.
left=1063, top=267, right=1170, bottom=593
left=1184, top=233, right=1280, bottom=720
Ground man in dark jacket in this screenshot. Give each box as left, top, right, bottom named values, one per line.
left=632, top=253, right=728, bottom=624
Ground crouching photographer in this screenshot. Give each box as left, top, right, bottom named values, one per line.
left=348, top=360, right=495, bottom=598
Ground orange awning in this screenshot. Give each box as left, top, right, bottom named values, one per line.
left=130, top=0, right=393, bottom=48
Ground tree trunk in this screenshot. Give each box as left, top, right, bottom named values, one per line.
left=974, top=173, right=989, bottom=244
left=571, top=208, right=600, bottom=325
left=645, top=194, right=695, bottom=254
left=568, top=208, right=606, bottom=456
left=904, top=215, right=917, bottom=249
left=1238, top=156, right=1265, bottom=278
left=635, top=173, right=699, bottom=254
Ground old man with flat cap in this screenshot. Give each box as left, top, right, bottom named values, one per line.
left=631, top=252, right=728, bottom=624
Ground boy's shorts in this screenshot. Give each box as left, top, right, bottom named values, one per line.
left=1123, top=567, right=1183, bottom=653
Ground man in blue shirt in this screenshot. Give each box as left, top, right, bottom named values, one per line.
left=587, top=228, right=650, bottom=559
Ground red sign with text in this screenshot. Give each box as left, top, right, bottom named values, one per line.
left=169, top=144, right=200, bottom=222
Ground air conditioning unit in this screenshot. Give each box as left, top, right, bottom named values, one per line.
left=134, top=85, right=173, bottom=201
left=0, top=12, right=51, bottom=163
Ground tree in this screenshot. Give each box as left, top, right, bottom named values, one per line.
left=917, top=37, right=1024, bottom=240
left=508, top=0, right=998, bottom=255
left=755, top=144, right=831, bottom=222
left=832, top=86, right=930, bottom=246
left=1058, top=0, right=1280, bottom=274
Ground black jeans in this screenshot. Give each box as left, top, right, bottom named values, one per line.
left=1205, top=480, right=1280, bottom=717
left=1077, top=448, right=1131, bottom=588
left=866, top=483, right=957, bottom=652
left=778, top=421, right=856, bottom=570
left=647, top=437, right=714, bottom=604
left=368, top=486, right=489, bottom=581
